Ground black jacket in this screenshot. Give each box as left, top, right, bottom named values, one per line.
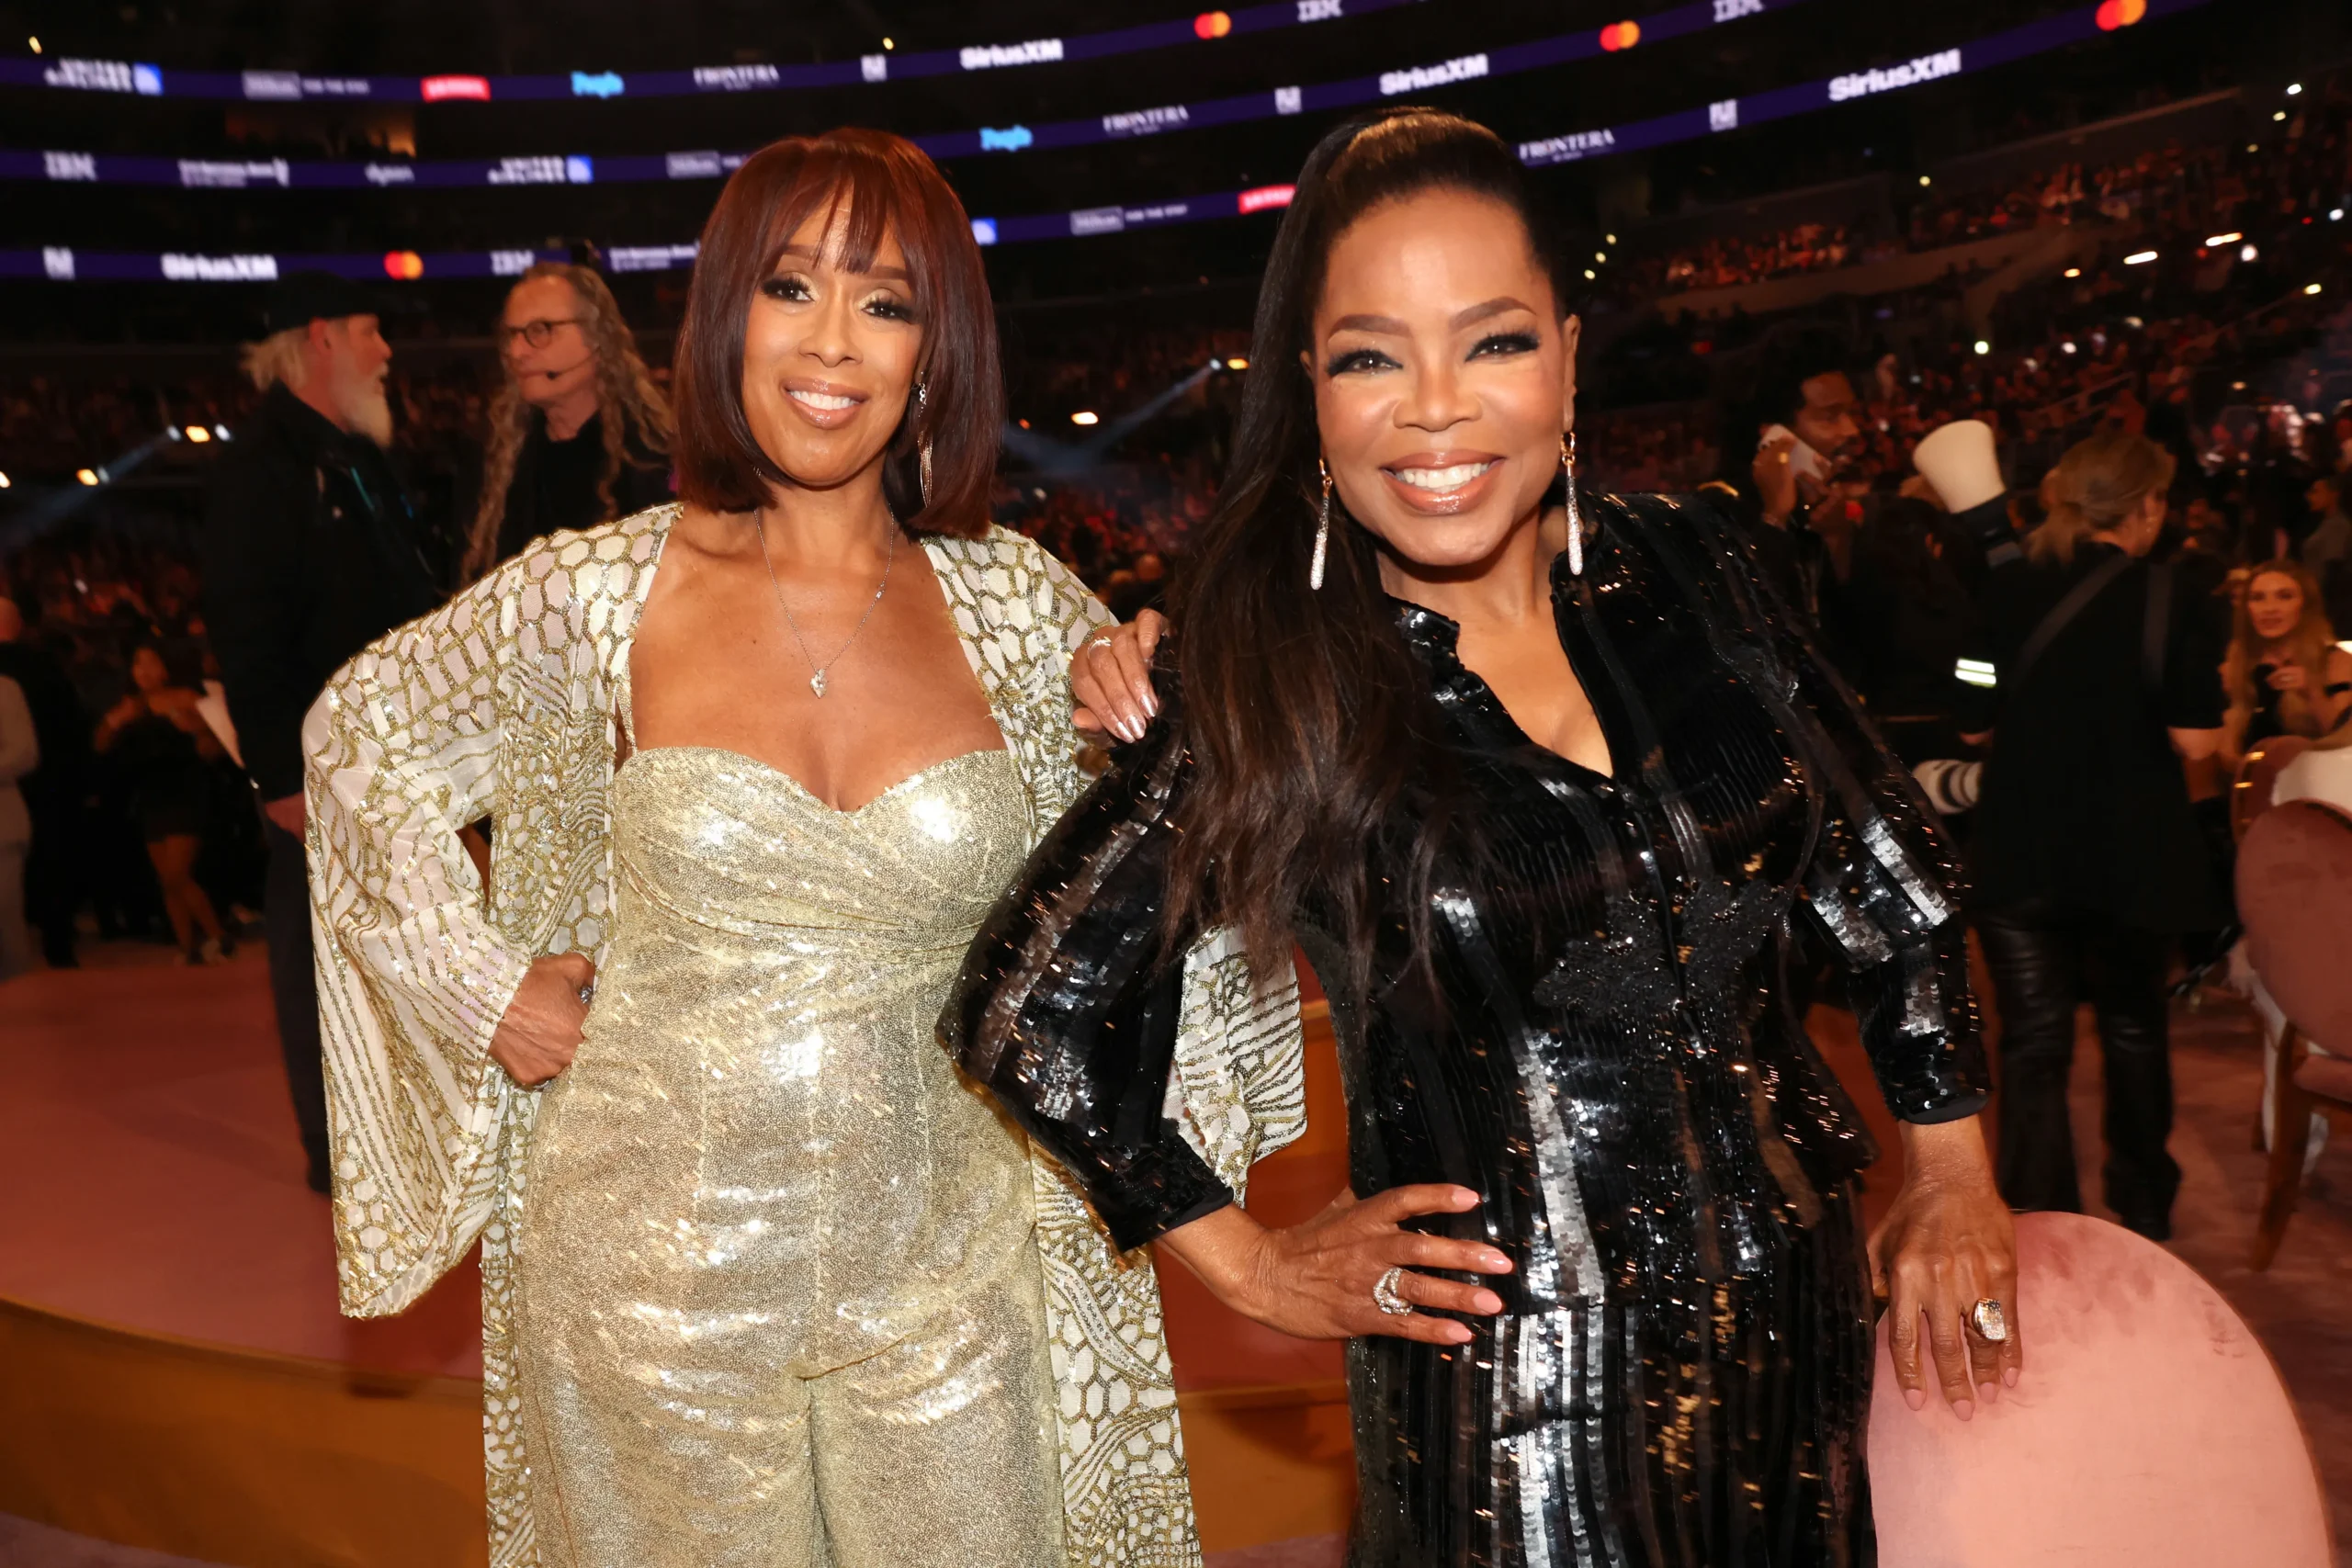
left=201, top=385, right=442, bottom=800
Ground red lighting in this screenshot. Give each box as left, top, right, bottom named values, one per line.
left=1193, top=10, right=1232, bottom=39
left=421, top=73, right=491, bottom=101
left=2094, top=0, right=2145, bottom=30
left=1600, top=19, right=1641, bottom=51
left=1238, top=184, right=1295, bottom=214
left=383, top=251, right=424, bottom=280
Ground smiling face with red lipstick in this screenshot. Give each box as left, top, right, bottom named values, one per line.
left=1307, top=186, right=1579, bottom=583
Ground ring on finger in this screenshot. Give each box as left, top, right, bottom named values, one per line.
left=1372, top=1266, right=1414, bottom=1317
left=1968, top=1298, right=2008, bottom=1344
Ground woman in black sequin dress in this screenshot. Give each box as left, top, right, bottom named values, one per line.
left=944, top=112, right=2019, bottom=1566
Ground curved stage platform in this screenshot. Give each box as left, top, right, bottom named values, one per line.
left=5, top=945, right=2346, bottom=1565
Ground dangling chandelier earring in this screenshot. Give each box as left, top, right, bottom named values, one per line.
left=914, top=382, right=934, bottom=507
left=1560, top=430, right=1584, bottom=577
left=1312, top=457, right=1334, bottom=590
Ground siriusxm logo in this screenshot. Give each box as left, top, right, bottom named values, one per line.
left=1069, top=206, right=1126, bottom=236
left=571, top=71, right=624, bottom=98
left=160, top=253, right=278, bottom=282
left=970, top=218, right=1000, bottom=246
left=978, top=125, right=1035, bottom=152
left=666, top=151, right=725, bottom=180
left=960, top=39, right=1063, bottom=70
left=1379, top=52, right=1487, bottom=96
left=1828, top=48, right=1961, bottom=103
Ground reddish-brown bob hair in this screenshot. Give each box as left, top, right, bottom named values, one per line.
left=672, top=128, right=1001, bottom=536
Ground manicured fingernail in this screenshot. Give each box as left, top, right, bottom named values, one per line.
left=1144, top=692, right=1159, bottom=716
left=1446, top=1325, right=1473, bottom=1344
left=1475, top=1292, right=1502, bottom=1314
left=1979, top=1381, right=1998, bottom=1404
left=1903, top=1388, right=1926, bottom=1411
left=1482, top=1252, right=1511, bottom=1270
left=1952, top=1399, right=1974, bottom=1422
left=2003, top=1368, right=2019, bottom=1387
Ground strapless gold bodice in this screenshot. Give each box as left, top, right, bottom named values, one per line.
left=517, top=743, right=1064, bottom=1564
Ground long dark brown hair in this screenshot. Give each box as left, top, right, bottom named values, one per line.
left=1166, top=109, right=1572, bottom=986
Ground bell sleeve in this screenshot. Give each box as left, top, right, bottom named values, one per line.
left=304, top=571, right=535, bottom=1315
left=944, top=680, right=1301, bottom=1253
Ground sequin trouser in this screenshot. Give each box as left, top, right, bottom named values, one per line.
left=517, top=746, right=1065, bottom=1568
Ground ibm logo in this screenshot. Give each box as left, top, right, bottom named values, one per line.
left=1275, top=85, right=1303, bottom=115
left=861, top=54, right=888, bottom=82
left=42, top=247, right=74, bottom=280
left=43, top=151, right=96, bottom=181
left=1709, top=98, right=1738, bottom=132
left=1298, top=0, right=1343, bottom=18
left=1713, top=0, right=1764, bottom=19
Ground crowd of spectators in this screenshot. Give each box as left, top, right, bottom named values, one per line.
left=3, top=72, right=2349, bottom=966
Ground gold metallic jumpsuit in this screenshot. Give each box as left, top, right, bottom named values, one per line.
left=518, top=733, right=1062, bottom=1567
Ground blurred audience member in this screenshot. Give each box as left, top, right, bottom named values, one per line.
left=1961, top=429, right=2227, bottom=1241
left=95, top=645, right=230, bottom=965
left=0, top=671, right=36, bottom=980
left=2222, top=559, right=2352, bottom=765
left=0, top=596, right=89, bottom=967
left=459, top=263, right=674, bottom=581
left=1714, top=326, right=1862, bottom=637
left=2301, top=471, right=2352, bottom=632
left=205, top=270, right=446, bottom=1193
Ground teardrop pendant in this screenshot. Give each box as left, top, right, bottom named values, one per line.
left=810, top=670, right=828, bottom=697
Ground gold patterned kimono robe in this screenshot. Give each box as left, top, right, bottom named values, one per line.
left=303, top=504, right=1306, bottom=1567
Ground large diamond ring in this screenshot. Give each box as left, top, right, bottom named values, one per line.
left=1372, top=1266, right=1414, bottom=1316
left=1969, top=1298, right=2008, bottom=1343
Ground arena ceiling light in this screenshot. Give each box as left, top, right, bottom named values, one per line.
left=1069, top=411, right=1100, bottom=426
left=186, top=424, right=210, bottom=443
left=1973, top=340, right=1991, bottom=355
left=74, top=468, right=98, bottom=485
left=0, top=470, right=10, bottom=488
left=2239, top=243, right=2257, bottom=261
left=2205, top=231, right=2243, bottom=246
left=2063, top=266, right=2083, bottom=277
left=2124, top=250, right=2158, bottom=265
left=2309, top=283, right=2325, bottom=295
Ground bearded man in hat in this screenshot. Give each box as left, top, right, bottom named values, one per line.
left=203, top=270, right=443, bottom=1194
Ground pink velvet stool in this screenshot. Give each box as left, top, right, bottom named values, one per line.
left=1868, top=1212, right=2330, bottom=1565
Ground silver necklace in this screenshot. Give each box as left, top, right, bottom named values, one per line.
left=754, top=518, right=894, bottom=698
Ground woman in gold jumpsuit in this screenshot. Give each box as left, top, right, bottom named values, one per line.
left=303, top=131, right=1302, bottom=1568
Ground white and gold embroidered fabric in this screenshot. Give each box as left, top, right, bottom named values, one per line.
left=304, top=505, right=1305, bottom=1567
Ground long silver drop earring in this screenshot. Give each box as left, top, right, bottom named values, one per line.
left=1561, top=431, right=1584, bottom=577
left=1312, top=457, right=1333, bottom=590
left=914, top=382, right=934, bottom=507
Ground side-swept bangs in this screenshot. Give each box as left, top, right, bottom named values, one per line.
left=672, top=127, right=1001, bottom=536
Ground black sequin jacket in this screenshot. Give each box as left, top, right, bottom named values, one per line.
left=944, top=491, right=1990, bottom=1562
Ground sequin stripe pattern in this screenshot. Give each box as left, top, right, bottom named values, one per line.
left=309, top=511, right=669, bottom=1568
left=1169, top=924, right=1307, bottom=1193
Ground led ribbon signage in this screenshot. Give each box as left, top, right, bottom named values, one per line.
left=0, top=0, right=1434, bottom=102
left=0, top=0, right=2212, bottom=283
left=3, top=0, right=1804, bottom=191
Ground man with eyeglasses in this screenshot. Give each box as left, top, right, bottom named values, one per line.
left=458, top=262, right=672, bottom=580
left=202, top=271, right=445, bottom=1194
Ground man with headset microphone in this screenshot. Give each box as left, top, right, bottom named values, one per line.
left=454, top=260, right=673, bottom=581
